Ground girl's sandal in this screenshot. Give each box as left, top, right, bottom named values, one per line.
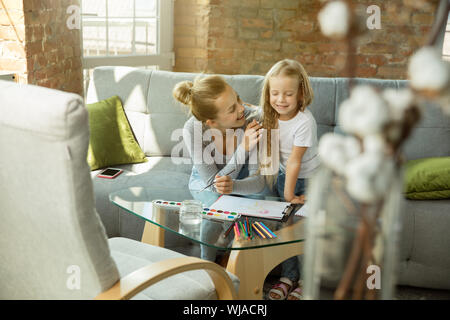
left=287, top=281, right=303, bottom=300
left=268, top=277, right=293, bottom=300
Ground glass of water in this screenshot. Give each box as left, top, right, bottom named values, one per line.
left=179, top=200, right=203, bottom=237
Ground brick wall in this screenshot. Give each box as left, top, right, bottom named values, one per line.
left=174, top=0, right=438, bottom=79
left=174, top=0, right=209, bottom=73
left=0, top=0, right=83, bottom=95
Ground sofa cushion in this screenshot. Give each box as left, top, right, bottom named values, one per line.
left=404, top=157, right=450, bottom=200
left=398, top=199, right=450, bottom=289
left=90, top=156, right=193, bottom=176
left=87, top=95, right=147, bottom=170
left=86, top=66, right=151, bottom=113
left=108, top=237, right=239, bottom=300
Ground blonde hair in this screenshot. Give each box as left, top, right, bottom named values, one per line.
left=172, top=75, right=228, bottom=121
left=259, top=59, right=314, bottom=187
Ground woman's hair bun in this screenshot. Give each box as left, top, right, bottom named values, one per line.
left=172, top=81, right=194, bottom=106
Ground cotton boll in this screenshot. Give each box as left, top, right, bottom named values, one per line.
left=327, top=150, right=349, bottom=175
left=408, top=46, right=450, bottom=93
left=345, top=153, right=383, bottom=181
left=345, top=153, right=394, bottom=203
left=343, top=136, right=361, bottom=159
left=351, top=87, right=390, bottom=136
left=338, top=86, right=390, bottom=137
left=382, top=88, right=415, bottom=121
left=346, top=158, right=380, bottom=203
left=318, top=133, right=348, bottom=174
left=318, top=1, right=350, bottom=39
left=363, top=134, right=386, bottom=154
left=346, top=175, right=378, bottom=203
left=318, top=133, right=340, bottom=160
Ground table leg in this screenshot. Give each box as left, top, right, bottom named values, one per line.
left=226, top=219, right=306, bottom=300
left=226, top=241, right=304, bottom=299
left=141, top=205, right=167, bottom=246
left=141, top=221, right=165, bottom=246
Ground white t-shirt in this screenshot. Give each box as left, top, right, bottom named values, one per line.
left=278, top=108, right=321, bottom=178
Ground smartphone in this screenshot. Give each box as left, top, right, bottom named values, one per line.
left=97, top=168, right=124, bottom=179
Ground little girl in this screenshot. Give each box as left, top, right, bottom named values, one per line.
left=260, top=59, right=320, bottom=300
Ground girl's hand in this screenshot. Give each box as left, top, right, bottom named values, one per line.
left=290, top=195, right=306, bottom=204
left=242, top=119, right=263, bottom=152
left=214, top=175, right=233, bottom=194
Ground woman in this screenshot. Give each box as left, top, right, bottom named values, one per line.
left=173, top=74, right=266, bottom=261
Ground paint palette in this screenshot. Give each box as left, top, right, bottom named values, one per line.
left=201, top=208, right=241, bottom=222
left=152, top=200, right=183, bottom=209
left=152, top=200, right=241, bottom=222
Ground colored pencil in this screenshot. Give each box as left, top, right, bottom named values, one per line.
left=244, top=217, right=252, bottom=239
left=234, top=222, right=240, bottom=240
left=245, top=217, right=252, bottom=239
left=254, top=222, right=273, bottom=239
left=239, top=221, right=247, bottom=238
left=253, top=222, right=270, bottom=238
left=223, top=222, right=234, bottom=238
left=258, top=221, right=277, bottom=238
left=258, top=222, right=276, bottom=239
left=252, top=223, right=266, bottom=239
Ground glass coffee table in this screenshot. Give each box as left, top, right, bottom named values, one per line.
left=109, top=186, right=306, bottom=300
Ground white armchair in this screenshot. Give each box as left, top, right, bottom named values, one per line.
left=0, top=81, right=238, bottom=299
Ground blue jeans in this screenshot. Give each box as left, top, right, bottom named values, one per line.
left=189, top=164, right=277, bottom=261
left=275, top=170, right=308, bottom=283
left=276, top=170, right=307, bottom=199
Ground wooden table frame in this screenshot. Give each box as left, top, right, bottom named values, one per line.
left=140, top=219, right=305, bottom=300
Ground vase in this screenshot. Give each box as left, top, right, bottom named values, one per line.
left=302, top=166, right=403, bottom=300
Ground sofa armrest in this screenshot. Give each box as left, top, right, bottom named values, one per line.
left=95, top=256, right=237, bottom=300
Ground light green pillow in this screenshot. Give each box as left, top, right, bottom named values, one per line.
left=86, top=95, right=147, bottom=171
left=404, top=157, right=450, bottom=200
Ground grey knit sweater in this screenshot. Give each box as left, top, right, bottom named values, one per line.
left=182, top=106, right=265, bottom=195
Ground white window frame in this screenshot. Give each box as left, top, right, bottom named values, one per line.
left=442, top=13, right=450, bottom=61
left=80, top=0, right=175, bottom=71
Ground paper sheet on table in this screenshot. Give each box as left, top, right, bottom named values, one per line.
left=208, top=195, right=290, bottom=220
left=295, top=203, right=307, bottom=217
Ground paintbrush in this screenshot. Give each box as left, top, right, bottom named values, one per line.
left=198, top=169, right=236, bottom=192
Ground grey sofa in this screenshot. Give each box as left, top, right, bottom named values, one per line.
left=86, top=66, right=450, bottom=290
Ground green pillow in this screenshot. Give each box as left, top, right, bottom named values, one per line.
left=86, top=95, right=147, bottom=171
left=404, top=157, right=450, bottom=200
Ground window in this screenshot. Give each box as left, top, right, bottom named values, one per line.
left=443, top=13, right=450, bottom=61
left=81, top=0, right=174, bottom=91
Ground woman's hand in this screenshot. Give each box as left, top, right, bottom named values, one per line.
left=214, top=175, right=233, bottom=194
left=242, top=119, right=263, bottom=152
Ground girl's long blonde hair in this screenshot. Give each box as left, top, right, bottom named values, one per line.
left=259, top=59, right=314, bottom=187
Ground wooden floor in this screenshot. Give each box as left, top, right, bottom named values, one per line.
left=263, top=274, right=450, bottom=300
left=166, top=242, right=450, bottom=300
